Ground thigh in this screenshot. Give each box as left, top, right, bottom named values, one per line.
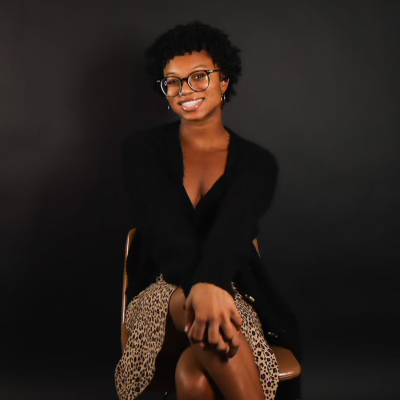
left=149, top=293, right=189, bottom=394
left=157, top=286, right=188, bottom=362
left=193, top=331, right=264, bottom=400
left=168, top=287, right=186, bottom=332
left=168, top=287, right=267, bottom=398
left=158, top=308, right=188, bottom=361
left=175, top=346, right=218, bottom=400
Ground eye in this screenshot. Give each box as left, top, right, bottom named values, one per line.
left=166, top=77, right=180, bottom=86
left=191, top=71, right=207, bottom=81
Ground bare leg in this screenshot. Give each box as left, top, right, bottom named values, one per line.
left=169, top=287, right=187, bottom=332
left=175, top=346, right=216, bottom=400
left=169, top=288, right=216, bottom=399
left=169, top=287, right=265, bottom=400
left=191, top=332, right=264, bottom=400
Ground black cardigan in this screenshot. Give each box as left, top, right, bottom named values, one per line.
left=121, top=120, right=301, bottom=360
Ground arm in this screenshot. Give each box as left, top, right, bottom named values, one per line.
left=121, top=132, right=200, bottom=279
left=182, top=149, right=279, bottom=296
left=182, top=148, right=279, bottom=356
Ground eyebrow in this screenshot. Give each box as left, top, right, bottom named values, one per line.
left=165, top=65, right=210, bottom=77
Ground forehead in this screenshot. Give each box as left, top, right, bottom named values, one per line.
left=163, top=50, right=216, bottom=76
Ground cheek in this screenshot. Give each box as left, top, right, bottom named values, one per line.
left=170, top=98, right=181, bottom=110
left=212, top=82, right=224, bottom=98
left=168, top=97, right=179, bottom=109
left=210, top=89, right=222, bottom=104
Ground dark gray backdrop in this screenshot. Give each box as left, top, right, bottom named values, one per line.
left=1, top=1, right=399, bottom=399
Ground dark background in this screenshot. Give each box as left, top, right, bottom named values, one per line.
left=1, top=1, right=399, bottom=399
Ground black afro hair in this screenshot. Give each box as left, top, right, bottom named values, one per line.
left=144, top=21, right=242, bottom=103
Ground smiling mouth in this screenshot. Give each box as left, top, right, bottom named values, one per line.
left=179, top=98, right=204, bottom=111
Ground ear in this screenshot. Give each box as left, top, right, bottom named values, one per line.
left=220, top=75, right=229, bottom=94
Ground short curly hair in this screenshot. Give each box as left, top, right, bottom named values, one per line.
left=144, top=21, right=242, bottom=103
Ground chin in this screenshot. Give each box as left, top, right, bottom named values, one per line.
left=175, top=105, right=221, bottom=122
left=181, top=112, right=208, bottom=122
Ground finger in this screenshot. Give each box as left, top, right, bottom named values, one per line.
left=185, top=311, right=194, bottom=333
left=230, top=330, right=240, bottom=349
left=185, top=320, right=194, bottom=335
left=184, top=298, right=194, bottom=333
left=188, top=322, right=195, bottom=340
left=207, top=320, right=220, bottom=347
left=189, top=318, right=206, bottom=343
left=227, top=331, right=240, bottom=358
left=227, top=344, right=238, bottom=358
left=216, top=333, right=228, bottom=353
left=230, top=308, right=243, bottom=330
left=220, top=316, right=236, bottom=344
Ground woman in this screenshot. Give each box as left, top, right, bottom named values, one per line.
left=115, top=21, right=300, bottom=400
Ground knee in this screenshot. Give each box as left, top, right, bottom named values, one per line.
left=175, top=355, right=213, bottom=400
left=175, top=372, right=211, bottom=400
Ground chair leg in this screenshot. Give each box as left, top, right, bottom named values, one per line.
left=163, top=391, right=176, bottom=400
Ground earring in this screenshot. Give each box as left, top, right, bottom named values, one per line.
left=221, top=93, right=226, bottom=105
left=167, top=104, right=170, bottom=110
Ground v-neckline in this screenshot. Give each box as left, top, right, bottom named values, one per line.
left=176, top=128, right=233, bottom=212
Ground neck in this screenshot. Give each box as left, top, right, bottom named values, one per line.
left=179, top=110, right=228, bottom=150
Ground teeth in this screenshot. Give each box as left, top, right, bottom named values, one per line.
left=181, top=99, right=202, bottom=107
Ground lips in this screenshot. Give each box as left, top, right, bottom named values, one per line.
left=178, top=98, right=204, bottom=112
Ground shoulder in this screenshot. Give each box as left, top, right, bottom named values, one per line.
left=227, top=127, right=278, bottom=174
left=122, top=120, right=179, bottom=153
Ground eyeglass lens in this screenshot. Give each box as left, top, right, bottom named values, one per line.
left=161, top=71, right=210, bottom=97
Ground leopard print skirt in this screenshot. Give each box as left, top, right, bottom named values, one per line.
left=115, top=275, right=279, bottom=399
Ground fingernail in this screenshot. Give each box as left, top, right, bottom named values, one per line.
left=184, top=325, right=188, bottom=333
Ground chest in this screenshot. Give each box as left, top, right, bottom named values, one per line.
left=181, top=146, right=228, bottom=209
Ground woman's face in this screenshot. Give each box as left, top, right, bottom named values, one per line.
left=163, top=50, right=229, bottom=122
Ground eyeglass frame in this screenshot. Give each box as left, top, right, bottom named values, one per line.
left=157, top=69, right=222, bottom=98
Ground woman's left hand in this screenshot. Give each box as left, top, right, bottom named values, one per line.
left=184, top=282, right=242, bottom=357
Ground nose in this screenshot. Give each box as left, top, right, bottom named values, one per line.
left=179, top=79, right=193, bottom=96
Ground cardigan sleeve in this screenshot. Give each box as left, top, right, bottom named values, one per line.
left=180, top=149, right=279, bottom=297
left=121, top=133, right=200, bottom=279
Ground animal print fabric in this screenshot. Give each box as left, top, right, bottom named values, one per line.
left=115, top=274, right=279, bottom=399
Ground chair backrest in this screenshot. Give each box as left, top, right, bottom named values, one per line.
left=121, top=228, right=136, bottom=325
left=120, top=228, right=301, bottom=382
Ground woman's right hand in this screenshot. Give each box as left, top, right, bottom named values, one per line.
left=184, top=282, right=242, bottom=358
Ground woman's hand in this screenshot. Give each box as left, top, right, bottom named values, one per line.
left=184, top=283, right=242, bottom=358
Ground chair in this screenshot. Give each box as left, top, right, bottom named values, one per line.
left=120, top=229, right=301, bottom=392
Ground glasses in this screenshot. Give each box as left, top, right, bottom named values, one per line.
left=157, top=69, right=220, bottom=98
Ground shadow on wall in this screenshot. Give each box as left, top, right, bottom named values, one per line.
left=7, top=38, right=175, bottom=375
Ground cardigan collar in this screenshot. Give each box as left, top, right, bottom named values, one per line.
left=156, top=120, right=241, bottom=212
